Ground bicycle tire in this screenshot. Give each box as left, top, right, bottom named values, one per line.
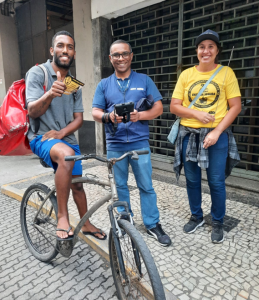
left=109, top=219, right=165, bottom=300
left=20, top=183, right=59, bottom=262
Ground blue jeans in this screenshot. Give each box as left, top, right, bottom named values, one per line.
left=107, top=147, right=159, bottom=229
left=182, top=133, right=228, bottom=223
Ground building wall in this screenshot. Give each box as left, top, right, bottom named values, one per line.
left=73, top=0, right=95, bottom=122
left=0, top=13, right=21, bottom=105
left=91, top=0, right=165, bottom=19
left=72, top=0, right=97, bottom=153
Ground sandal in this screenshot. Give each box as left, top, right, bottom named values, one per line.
left=56, top=226, right=74, bottom=241
left=82, top=229, right=107, bottom=240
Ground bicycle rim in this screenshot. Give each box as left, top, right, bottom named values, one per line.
left=20, top=183, right=58, bottom=262
left=109, top=220, right=165, bottom=300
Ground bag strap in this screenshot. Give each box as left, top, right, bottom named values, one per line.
left=37, top=64, right=48, bottom=92
left=187, top=65, right=224, bottom=109
left=31, top=64, right=48, bottom=134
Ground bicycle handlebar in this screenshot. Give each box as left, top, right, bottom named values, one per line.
left=64, top=150, right=149, bottom=163
left=65, top=154, right=107, bottom=162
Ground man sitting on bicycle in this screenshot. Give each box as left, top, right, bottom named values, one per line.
left=25, top=31, right=106, bottom=241
left=92, top=40, right=171, bottom=247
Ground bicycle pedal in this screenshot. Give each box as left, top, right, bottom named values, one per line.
left=57, top=239, right=74, bottom=258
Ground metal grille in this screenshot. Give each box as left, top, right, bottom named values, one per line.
left=111, top=0, right=259, bottom=173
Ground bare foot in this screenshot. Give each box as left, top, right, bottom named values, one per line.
left=56, top=217, right=74, bottom=239
left=82, top=221, right=106, bottom=239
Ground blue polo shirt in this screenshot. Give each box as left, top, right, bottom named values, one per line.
left=93, top=71, right=162, bottom=151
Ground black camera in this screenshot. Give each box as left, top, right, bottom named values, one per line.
left=114, top=102, right=134, bottom=123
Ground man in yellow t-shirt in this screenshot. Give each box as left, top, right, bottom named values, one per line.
left=172, top=65, right=241, bottom=128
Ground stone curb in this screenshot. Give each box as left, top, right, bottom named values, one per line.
left=1, top=177, right=176, bottom=300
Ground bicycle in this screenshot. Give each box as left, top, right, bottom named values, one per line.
left=20, top=150, right=166, bottom=300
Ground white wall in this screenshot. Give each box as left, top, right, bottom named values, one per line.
left=0, top=34, right=6, bottom=104
left=91, top=0, right=165, bottom=19
left=0, top=14, right=21, bottom=104
left=73, top=0, right=95, bottom=121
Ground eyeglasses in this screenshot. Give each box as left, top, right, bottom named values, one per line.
left=110, top=52, right=132, bottom=59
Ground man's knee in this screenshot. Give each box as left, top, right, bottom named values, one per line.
left=71, top=182, right=84, bottom=193
left=50, top=144, right=75, bottom=165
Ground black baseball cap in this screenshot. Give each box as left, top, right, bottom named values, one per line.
left=195, top=29, right=220, bottom=47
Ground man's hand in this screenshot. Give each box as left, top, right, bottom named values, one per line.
left=203, top=129, right=221, bottom=149
left=195, top=111, right=215, bottom=124
left=48, top=71, right=66, bottom=98
left=41, top=130, right=64, bottom=142
left=109, top=111, right=123, bottom=123
left=130, top=110, right=140, bottom=122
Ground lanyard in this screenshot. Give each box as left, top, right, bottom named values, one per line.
left=117, top=79, right=130, bottom=93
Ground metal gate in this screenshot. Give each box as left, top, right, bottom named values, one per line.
left=111, top=0, right=259, bottom=176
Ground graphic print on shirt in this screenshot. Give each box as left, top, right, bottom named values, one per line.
left=188, top=80, right=220, bottom=113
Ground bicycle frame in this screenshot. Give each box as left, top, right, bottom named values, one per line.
left=33, top=173, right=114, bottom=240
left=32, top=153, right=137, bottom=267
left=25, top=150, right=164, bottom=299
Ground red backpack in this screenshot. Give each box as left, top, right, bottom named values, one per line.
left=0, top=65, right=48, bottom=155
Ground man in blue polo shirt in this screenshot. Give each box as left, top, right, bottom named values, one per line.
left=92, top=40, right=171, bottom=247
left=26, top=31, right=106, bottom=241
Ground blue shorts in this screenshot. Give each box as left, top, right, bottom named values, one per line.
left=29, top=135, right=82, bottom=175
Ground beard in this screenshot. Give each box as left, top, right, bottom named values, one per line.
left=53, top=52, right=74, bottom=69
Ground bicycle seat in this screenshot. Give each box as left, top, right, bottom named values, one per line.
left=40, top=159, right=51, bottom=168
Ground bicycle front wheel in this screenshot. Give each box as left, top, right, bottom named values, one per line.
left=109, top=219, right=165, bottom=300
left=20, top=183, right=59, bottom=262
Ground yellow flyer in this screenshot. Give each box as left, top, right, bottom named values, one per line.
left=63, top=76, right=84, bottom=95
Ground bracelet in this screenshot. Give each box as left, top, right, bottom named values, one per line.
left=102, top=113, right=113, bottom=124
left=108, top=113, right=112, bottom=123
left=102, top=113, right=106, bottom=124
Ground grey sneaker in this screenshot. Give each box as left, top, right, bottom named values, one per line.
left=147, top=223, right=171, bottom=247
left=211, top=221, right=224, bottom=243
left=183, top=215, right=204, bottom=233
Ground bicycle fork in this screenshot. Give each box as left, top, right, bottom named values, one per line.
left=108, top=201, right=129, bottom=282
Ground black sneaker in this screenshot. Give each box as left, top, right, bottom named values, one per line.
left=183, top=215, right=204, bottom=233
left=147, top=223, right=171, bottom=247
left=116, top=214, right=134, bottom=236
left=211, top=221, right=224, bottom=243
left=116, top=214, right=135, bottom=225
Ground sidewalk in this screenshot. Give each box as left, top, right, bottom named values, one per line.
left=1, top=159, right=259, bottom=300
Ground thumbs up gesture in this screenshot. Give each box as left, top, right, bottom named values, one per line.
left=49, top=71, right=66, bottom=98
left=57, top=71, right=62, bottom=82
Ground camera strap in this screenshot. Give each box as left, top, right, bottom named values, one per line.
left=117, top=79, right=130, bottom=93
left=103, top=107, right=117, bottom=137
left=105, top=79, right=131, bottom=136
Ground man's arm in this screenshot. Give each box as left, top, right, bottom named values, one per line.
left=129, top=75, right=163, bottom=122
left=92, top=107, right=104, bottom=123
left=130, top=100, right=163, bottom=122
left=41, top=112, right=83, bottom=141
left=92, top=107, right=124, bottom=124
left=27, top=71, right=66, bottom=119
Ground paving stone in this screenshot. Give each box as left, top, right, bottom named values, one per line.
left=179, top=294, right=190, bottom=300
left=189, top=291, right=200, bottom=299
left=219, top=289, right=226, bottom=295
left=212, top=296, right=222, bottom=300
left=238, top=290, right=249, bottom=299
left=172, top=287, right=182, bottom=295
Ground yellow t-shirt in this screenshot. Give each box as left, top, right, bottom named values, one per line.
left=172, top=65, right=241, bottom=128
